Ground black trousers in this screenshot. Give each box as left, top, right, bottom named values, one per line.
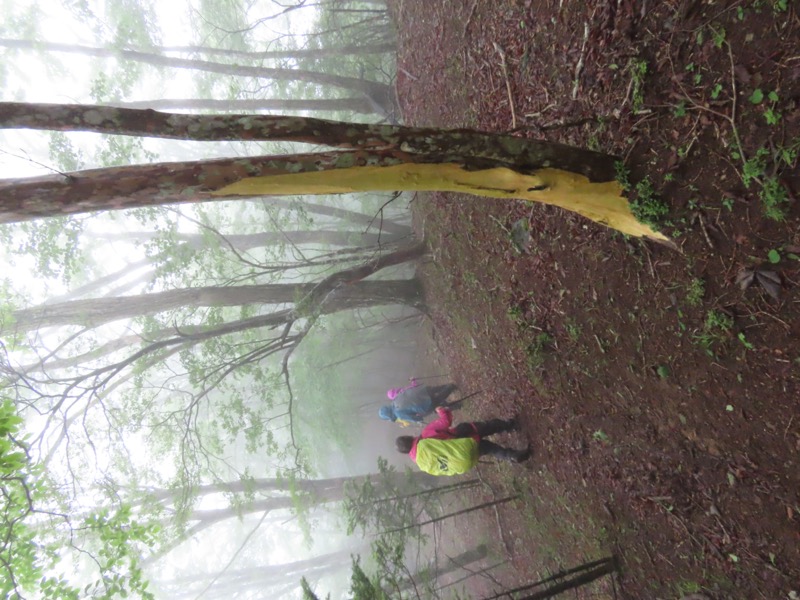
left=427, top=383, right=458, bottom=405
left=451, top=419, right=518, bottom=459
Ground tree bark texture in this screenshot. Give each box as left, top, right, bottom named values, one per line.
left=113, top=97, right=382, bottom=115
left=11, top=278, right=421, bottom=333
left=0, top=104, right=619, bottom=224
left=0, top=102, right=617, bottom=179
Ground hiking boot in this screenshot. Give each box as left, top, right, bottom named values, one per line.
left=494, top=446, right=530, bottom=463
left=513, top=446, right=532, bottom=463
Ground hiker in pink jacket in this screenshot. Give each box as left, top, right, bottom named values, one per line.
left=395, top=407, right=531, bottom=475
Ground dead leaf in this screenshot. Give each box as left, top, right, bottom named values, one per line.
left=734, top=64, right=751, bottom=85
left=736, top=268, right=755, bottom=290
left=736, top=266, right=781, bottom=300
left=755, top=269, right=782, bottom=300
left=510, top=218, right=532, bottom=254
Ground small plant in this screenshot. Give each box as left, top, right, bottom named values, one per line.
left=631, top=176, right=670, bottom=226
left=749, top=89, right=764, bottom=104
left=629, top=58, right=648, bottom=112
left=565, top=320, right=581, bottom=341
left=740, top=147, right=769, bottom=188
left=656, top=365, right=671, bottom=378
left=721, top=197, right=734, bottom=211
left=673, top=101, right=687, bottom=117
left=737, top=332, right=754, bottom=350
left=710, top=83, right=723, bottom=99
left=677, top=580, right=703, bottom=596
left=615, top=161, right=631, bottom=191
left=694, top=310, right=733, bottom=356
left=760, top=176, right=789, bottom=221
left=750, top=89, right=782, bottom=125
left=764, top=92, right=782, bottom=124
left=507, top=304, right=525, bottom=326
left=592, top=430, right=610, bottom=443
left=778, top=139, right=798, bottom=166
left=686, top=278, right=705, bottom=307
left=710, top=25, right=726, bottom=48
left=734, top=143, right=791, bottom=220
left=526, top=332, right=553, bottom=370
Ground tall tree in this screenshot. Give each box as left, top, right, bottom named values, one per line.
left=0, top=103, right=669, bottom=242
left=10, top=279, right=420, bottom=334
left=114, top=96, right=385, bottom=115
left=0, top=39, right=394, bottom=109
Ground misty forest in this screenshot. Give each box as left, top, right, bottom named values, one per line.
left=2, top=1, right=799, bottom=600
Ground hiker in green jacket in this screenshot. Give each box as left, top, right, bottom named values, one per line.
left=395, top=406, right=530, bottom=476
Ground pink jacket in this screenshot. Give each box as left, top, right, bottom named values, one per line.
left=409, top=407, right=454, bottom=461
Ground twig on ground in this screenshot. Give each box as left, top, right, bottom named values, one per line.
left=492, top=41, right=517, bottom=128
left=572, top=21, right=590, bottom=100
left=463, top=0, right=479, bottom=36
left=475, top=467, right=515, bottom=555
left=398, top=66, right=418, bottom=81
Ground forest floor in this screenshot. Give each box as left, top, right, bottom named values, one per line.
left=390, top=1, right=800, bottom=599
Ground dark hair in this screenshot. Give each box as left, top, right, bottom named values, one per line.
left=395, top=436, right=414, bottom=454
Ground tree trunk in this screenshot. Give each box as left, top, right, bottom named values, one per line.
left=112, top=97, right=381, bottom=115
left=0, top=39, right=392, bottom=102
left=10, top=241, right=425, bottom=335
left=95, top=228, right=407, bottom=249
left=125, top=41, right=395, bottom=62
left=0, top=102, right=616, bottom=180
left=0, top=104, right=669, bottom=242
left=11, top=278, right=420, bottom=333
left=143, top=471, right=435, bottom=507
left=268, top=199, right=411, bottom=236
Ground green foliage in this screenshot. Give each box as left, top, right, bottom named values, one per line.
left=349, top=558, right=390, bottom=600
left=629, top=58, right=648, bottom=112
left=2, top=217, right=86, bottom=283
left=340, top=459, right=444, bottom=598
left=48, top=132, right=86, bottom=172
left=0, top=398, right=39, bottom=597
left=694, top=310, right=733, bottom=356
left=760, top=176, right=789, bottom=221
left=741, top=147, right=769, bottom=188
left=735, top=136, right=797, bottom=221
left=79, top=505, right=160, bottom=600
left=301, top=577, right=327, bottom=600
left=95, top=134, right=158, bottom=168
left=630, top=176, right=670, bottom=227
left=711, top=26, right=726, bottom=48
left=1, top=398, right=158, bottom=599
left=749, top=89, right=764, bottom=104
left=686, top=278, right=705, bottom=307
left=737, top=332, right=754, bottom=350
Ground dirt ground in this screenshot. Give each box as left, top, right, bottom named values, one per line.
left=390, top=1, right=800, bottom=598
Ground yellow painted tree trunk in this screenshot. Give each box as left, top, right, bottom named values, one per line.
left=216, top=162, right=668, bottom=243
left=0, top=102, right=671, bottom=243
